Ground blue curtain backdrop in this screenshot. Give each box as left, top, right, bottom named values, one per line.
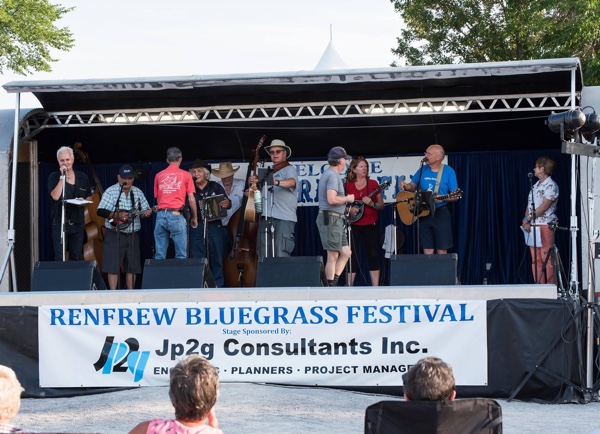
left=38, top=149, right=572, bottom=287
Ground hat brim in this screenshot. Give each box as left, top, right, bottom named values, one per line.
left=212, top=166, right=240, bottom=178
left=264, top=144, right=292, bottom=158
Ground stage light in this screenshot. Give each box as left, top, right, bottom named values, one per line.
left=581, top=110, right=600, bottom=142
left=546, top=109, right=586, bottom=138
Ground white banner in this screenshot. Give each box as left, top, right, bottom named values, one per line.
left=212, top=156, right=431, bottom=206
left=39, top=299, right=487, bottom=388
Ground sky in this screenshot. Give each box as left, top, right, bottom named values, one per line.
left=0, top=0, right=401, bottom=109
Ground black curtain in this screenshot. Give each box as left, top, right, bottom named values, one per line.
left=36, top=149, right=573, bottom=288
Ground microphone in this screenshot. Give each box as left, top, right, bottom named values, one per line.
left=528, top=172, right=533, bottom=179
left=62, top=168, right=66, bottom=175
left=192, top=176, right=198, bottom=181
left=421, top=157, right=428, bottom=163
left=121, top=181, right=127, bottom=187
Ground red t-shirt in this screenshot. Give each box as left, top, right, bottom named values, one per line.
left=154, top=164, right=195, bottom=209
left=345, top=179, right=381, bottom=226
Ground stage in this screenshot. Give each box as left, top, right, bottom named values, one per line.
left=0, top=284, right=586, bottom=403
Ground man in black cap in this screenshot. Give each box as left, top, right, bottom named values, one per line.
left=97, top=165, right=154, bottom=289
left=316, top=146, right=355, bottom=286
left=189, top=159, right=232, bottom=287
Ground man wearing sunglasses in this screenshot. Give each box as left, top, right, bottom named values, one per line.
left=250, top=139, right=299, bottom=257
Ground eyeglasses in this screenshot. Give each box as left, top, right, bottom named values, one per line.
left=269, top=150, right=284, bottom=155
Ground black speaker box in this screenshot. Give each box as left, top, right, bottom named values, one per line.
left=30, top=260, right=106, bottom=291
left=141, top=258, right=216, bottom=289
left=390, top=254, right=458, bottom=286
left=256, top=256, right=326, bottom=287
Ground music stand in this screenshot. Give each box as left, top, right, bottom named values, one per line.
left=413, top=190, right=435, bottom=220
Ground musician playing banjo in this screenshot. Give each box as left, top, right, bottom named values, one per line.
left=97, top=165, right=153, bottom=289
left=345, top=156, right=385, bottom=286
left=400, top=144, right=459, bottom=255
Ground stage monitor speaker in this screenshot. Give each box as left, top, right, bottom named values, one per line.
left=30, top=260, right=106, bottom=291
left=390, top=254, right=458, bottom=286
left=256, top=256, right=326, bottom=287
left=141, top=258, right=216, bottom=289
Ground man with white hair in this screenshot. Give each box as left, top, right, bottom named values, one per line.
left=0, top=365, right=26, bottom=433
left=189, top=159, right=231, bottom=287
left=48, top=146, right=92, bottom=261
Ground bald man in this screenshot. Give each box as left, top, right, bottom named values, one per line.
left=400, top=144, right=459, bottom=254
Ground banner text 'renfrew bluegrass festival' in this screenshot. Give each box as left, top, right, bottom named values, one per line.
left=39, top=299, right=487, bottom=388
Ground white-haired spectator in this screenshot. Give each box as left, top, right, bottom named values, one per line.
left=0, top=365, right=26, bottom=433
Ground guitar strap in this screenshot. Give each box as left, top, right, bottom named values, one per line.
left=434, top=164, right=444, bottom=195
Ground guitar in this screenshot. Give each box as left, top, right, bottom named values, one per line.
left=347, top=181, right=391, bottom=223
left=396, top=189, right=463, bottom=225
left=109, top=205, right=157, bottom=230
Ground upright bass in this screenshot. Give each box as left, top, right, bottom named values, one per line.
left=222, top=136, right=265, bottom=287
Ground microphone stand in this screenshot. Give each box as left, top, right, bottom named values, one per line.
left=60, top=169, right=67, bottom=261
left=113, top=183, right=125, bottom=289
left=343, top=171, right=353, bottom=286
left=258, top=168, right=272, bottom=258
left=412, top=158, right=427, bottom=254
left=528, top=174, right=539, bottom=282
left=200, top=194, right=210, bottom=265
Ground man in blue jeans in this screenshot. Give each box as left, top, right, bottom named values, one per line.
left=153, top=147, right=198, bottom=259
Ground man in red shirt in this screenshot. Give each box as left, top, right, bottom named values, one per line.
left=154, top=147, right=198, bottom=259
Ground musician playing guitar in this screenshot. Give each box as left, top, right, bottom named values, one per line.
left=400, top=144, right=460, bottom=255
left=345, top=157, right=385, bottom=286
left=97, top=165, right=154, bottom=289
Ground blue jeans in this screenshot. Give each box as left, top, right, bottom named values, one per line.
left=154, top=212, right=188, bottom=259
left=189, top=221, right=229, bottom=287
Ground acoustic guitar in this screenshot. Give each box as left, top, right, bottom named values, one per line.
left=396, top=189, right=463, bottom=225
left=347, top=180, right=391, bottom=223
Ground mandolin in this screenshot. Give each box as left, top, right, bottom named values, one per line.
left=396, top=189, right=463, bottom=225
left=109, top=206, right=157, bottom=230
left=347, top=181, right=391, bottom=223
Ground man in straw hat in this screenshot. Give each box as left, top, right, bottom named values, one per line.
left=248, top=139, right=299, bottom=258
left=189, top=159, right=231, bottom=287
left=212, top=162, right=245, bottom=230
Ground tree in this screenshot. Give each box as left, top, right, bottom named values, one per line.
left=0, top=0, right=74, bottom=75
left=390, top=0, right=600, bottom=85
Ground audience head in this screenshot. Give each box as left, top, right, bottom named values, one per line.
left=0, top=365, right=23, bottom=423
left=168, top=355, right=219, bottom=423
left=402, top=357, right=456, bottom=402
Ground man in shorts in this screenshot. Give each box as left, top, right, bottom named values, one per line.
left=316, top=146, right=355, bottom=286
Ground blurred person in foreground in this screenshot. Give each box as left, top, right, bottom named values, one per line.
left=0, top=365, right=27, bottom=433
left=128, top=355, right=223, bottom=434
left=402, top=357, right=456, bottom=402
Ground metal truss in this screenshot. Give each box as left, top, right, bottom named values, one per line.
left=20, top=92, right=578, bottom=131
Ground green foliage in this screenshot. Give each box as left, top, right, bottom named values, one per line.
left=0, top=0, right=74, bottom=75
left=390, top=0, right=600, bottom=85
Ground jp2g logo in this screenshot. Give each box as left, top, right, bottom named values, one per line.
left=93, top=336, right=150, bottom=382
